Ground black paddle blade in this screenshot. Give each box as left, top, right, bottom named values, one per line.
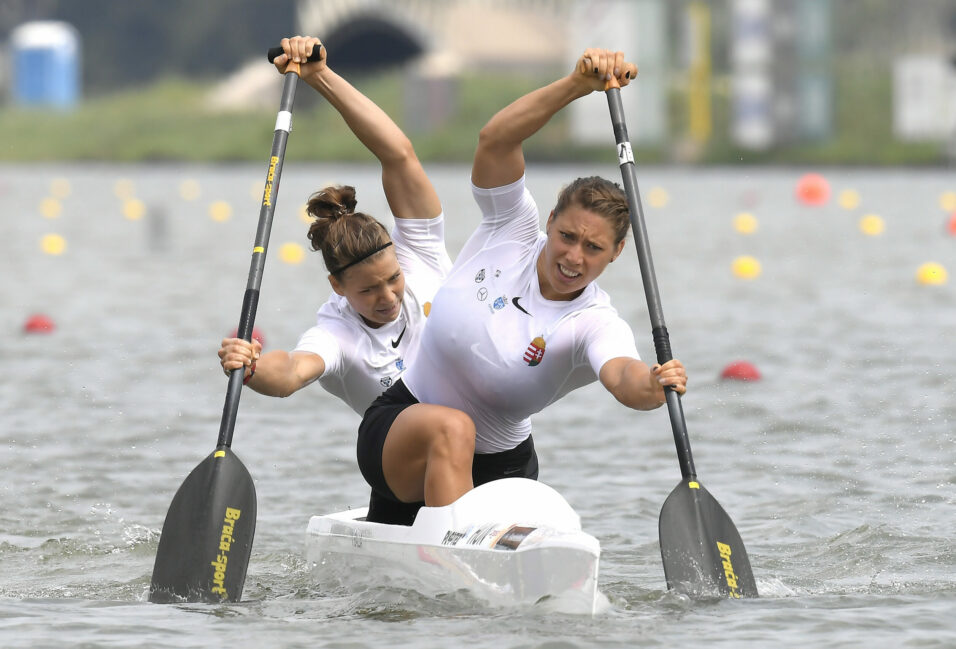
left=149, top=447, right=256, bottom=603
left=659, top=478, right=758, bottom=598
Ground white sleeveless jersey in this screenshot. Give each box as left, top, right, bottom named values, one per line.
left=293, top=213, right=451, bottom=416
left=403, top=177, right=639, bottom=453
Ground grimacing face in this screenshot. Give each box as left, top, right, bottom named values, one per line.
left=536, top=206, right=625, bottom=301
left=329, top=248, right=405, bottom=328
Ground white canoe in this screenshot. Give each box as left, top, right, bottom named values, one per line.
left=305, top=478, right=601, bottom=613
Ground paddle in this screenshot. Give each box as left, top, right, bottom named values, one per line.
left=148, top=44, right=321, bottom=603
left=604, top=78, right=758, bottom=598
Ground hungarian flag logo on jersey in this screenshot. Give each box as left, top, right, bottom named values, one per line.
left=523, top=336, right=546, bottom=366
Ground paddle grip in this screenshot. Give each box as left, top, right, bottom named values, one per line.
left=652, top=326, right=673, bottom=365
left=236, top=289, right=259, bottom=342
left=267, top=44, right=323, bottom=64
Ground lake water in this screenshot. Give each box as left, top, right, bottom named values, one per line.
left=1, top=162, right=954, bottom=648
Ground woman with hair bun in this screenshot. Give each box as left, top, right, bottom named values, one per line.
left=218, top=36, right=474, bottom=524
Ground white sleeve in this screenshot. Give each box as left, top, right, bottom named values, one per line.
left=459, top=175, right=542, bottom=263
left=582, top=314, right=641, bottom=375
left=293, top=325, right=343, bottom=379
left=391, top=212, right=452, bottom=280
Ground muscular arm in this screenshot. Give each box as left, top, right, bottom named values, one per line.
left=472, top=48, right=636, bottom=189
left=219, top=339, right=325, bottom=398
left=276, top=36, right=441, bottom=221
left=599, top=357, right=687, bottom=411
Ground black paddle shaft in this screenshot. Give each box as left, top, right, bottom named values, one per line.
left=605, top=87, right=696, bottom=481
left=149, top=45, right=323, bottom=604
left=218, top=46, right=321, bottom=448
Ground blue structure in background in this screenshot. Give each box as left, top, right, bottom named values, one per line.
left=10, top=21, right=80, bottom=109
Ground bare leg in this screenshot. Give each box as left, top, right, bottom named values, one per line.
left=381, top=403, right=475, bottom=506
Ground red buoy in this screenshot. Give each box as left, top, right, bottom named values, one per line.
left=720, top=360, right=761, bottom=382
left=229, top=326, right=266, bottom=348
left=23, top=313, right=56, bottom=334
left=795, top=173, right=830, bottom=207
left=947, top=212, right=956, bottom=236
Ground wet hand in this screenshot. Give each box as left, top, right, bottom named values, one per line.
left=273, top=35, right=326, bottom=76
left=651, top=359, right=687, bottom=397
left=577, top=48, right=637, bottom=91
left=219, top=337, right=262, bottom=375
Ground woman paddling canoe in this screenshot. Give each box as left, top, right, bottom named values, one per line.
left=357, top=48, right=689, bottom=525
left=218, top=36, right=473, bottom=522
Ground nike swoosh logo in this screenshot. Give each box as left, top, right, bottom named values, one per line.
left=511, top=297, right=531, bottom=316
left=390, top=324, right=407, bottom=348
left=470, top=342, right=496, bottom=366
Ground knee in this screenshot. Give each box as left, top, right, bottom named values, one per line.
left=430, top=410, right=476, bottom=459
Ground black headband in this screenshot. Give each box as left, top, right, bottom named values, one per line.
left=329, top=241, right=393, bottom=275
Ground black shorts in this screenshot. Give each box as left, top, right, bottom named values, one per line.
left=357, top=378, right=540, bottom=526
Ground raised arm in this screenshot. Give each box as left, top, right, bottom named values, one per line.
left=274, top=36, right=441, bottom=221
left=471, top=48, right=637, bottom=189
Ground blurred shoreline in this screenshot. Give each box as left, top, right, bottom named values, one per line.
left=1, top=70, right=951, bottom=167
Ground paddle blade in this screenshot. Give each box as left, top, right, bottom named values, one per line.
left=659, top=478, right=758, bottom=598
left=149, top=447, right=256, bottom=603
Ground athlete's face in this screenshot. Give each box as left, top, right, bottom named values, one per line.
left=537, top=206, right=625, bottom=301
left=330, top=249, right=405, bottom=328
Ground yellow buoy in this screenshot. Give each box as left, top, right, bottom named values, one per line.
left=114, top=178, right=135, bottom=200
left=858, top=214, right=884, bottom=236
left=733, top=212, right=758, bottom=234
left=732, top=255, right=762, bottom=279
left=179, top=179, right=201, bottom=201
left=279, top=242, right=305, bottom=264
left=209, top=200, right=233, bottom=222
left=50, top=178, right=72, bottom=199
left=41, top=233, right=67, bottom=255
left=123, top=198, right=146, bottom=221
left=916, top=262, right=947, bottom=285
left=940, top=191, right=956, bottom=213
left=40, top=197, right=62, bottom=219
left=838, top=189, right=860, bottom=210
left=647, top=187, right=670, bottom=209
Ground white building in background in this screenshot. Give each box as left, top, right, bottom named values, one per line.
left=893, top=57, right=956, bottom=142
left=730, top=0, right=834, bottom=151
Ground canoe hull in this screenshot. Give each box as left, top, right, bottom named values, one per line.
left=306, top=478, right=601, bottom=613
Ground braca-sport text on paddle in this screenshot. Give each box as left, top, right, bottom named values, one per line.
left=604, top=76, right=758, bottom=598
left=148, top=45, right=321, bottom=603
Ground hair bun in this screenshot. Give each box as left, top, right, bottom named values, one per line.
left=307, top=185, right=358, bottom=222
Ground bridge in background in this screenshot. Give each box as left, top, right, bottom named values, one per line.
left=209, top=1, right=672, bottom=146
left=296, top=0, right=570, bottom=73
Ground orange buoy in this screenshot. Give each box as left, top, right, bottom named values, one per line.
left=720, top=360, right=761, bottom=381
left=795, top=173, right=830, bottom=206
left=229, top=326, right=266, bottom=348
left=947, top=212, right=956, bottom=236
left=23, top=313, right=55, bottom=334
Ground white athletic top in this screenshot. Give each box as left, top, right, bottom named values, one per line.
left=403, top=176, right=639, bottom=453
left=294, top=213, right=452, bottom=415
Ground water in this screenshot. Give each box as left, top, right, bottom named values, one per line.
left=1, top=163, right=954, bottom=648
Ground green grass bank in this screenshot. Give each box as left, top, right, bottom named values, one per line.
left=0, top=66, right=947, bottom=166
